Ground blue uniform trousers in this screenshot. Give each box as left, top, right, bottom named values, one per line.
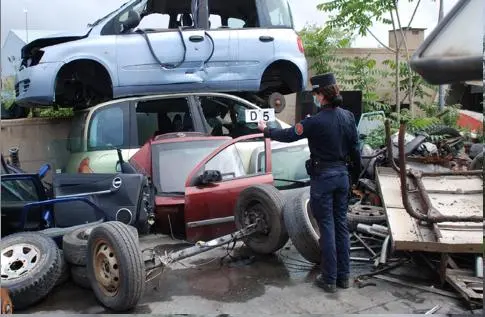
left=310, top=166, right=350, bottom=284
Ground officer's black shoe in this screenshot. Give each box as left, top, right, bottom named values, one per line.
left=315, top=275, right=337, bottom=293
left=337, top=278, right=350, bottom=289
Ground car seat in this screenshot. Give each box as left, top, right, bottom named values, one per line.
left=154, top=113, right=173, bottom=137
left=183, top=112, right=194, bottom=131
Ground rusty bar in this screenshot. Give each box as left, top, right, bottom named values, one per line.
left=398, top=121, right=484, bottom=223
left=399, top=122, right=428, bottom=221
left=421, top=170, right=483, bottom=177
left=385, top=119, right=400, bottom=173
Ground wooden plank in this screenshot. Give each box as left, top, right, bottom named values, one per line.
left=446, top=268, right=483, bottom=302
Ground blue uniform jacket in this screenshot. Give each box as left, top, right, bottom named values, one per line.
left=263, top=106, right=361, bottom=180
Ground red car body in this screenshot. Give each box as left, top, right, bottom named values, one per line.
left=129, top=132, right=274, bottom=242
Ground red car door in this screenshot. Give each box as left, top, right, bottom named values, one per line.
left=183, top=134, right=273, bottom=242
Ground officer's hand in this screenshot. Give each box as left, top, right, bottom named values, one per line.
left=257, top=120, right=267, bottom=132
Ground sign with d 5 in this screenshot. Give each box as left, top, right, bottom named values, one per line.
left=245, top=109, right=276, bottom=123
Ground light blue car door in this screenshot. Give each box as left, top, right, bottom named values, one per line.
left=116, top=17, right=210, bottom=92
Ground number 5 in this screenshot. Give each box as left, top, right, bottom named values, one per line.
left=263, top=111, right=269, bottom=121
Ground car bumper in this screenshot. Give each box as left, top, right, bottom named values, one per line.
left=15, top=62, right=62, bottom=107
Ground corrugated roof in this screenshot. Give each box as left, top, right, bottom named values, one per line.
left=8, top=29, right=63, bottom=44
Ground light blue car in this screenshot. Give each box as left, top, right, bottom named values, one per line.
left=15, top=0, right=308, bottom=112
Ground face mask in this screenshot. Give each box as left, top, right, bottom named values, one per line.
left=313, top=95, right=321, bottom=108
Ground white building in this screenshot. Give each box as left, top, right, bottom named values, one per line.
left=1, top=29, right=61, bottom=78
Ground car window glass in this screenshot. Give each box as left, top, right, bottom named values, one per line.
left=258, top=143, right=310, bottom=187
left=263, top=0, right=293, bottom=28
left=199, top=96, right=281, bottom=138
left=136, top=98, right=194, bottom=146
left=152, top=140, right=226, bottom=193
left=1, top=179, right=39, bottom=202
left=207, top=0, right=258, bottom=28
left=203, top=138, right=265, bottom=182
left=88, top=106, right=124, bottom=150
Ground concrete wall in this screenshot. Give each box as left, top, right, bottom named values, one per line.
left=1, top=117, right=72, bottom=174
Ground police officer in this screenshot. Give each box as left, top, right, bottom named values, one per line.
left=258, top=73, right=361, bottom=293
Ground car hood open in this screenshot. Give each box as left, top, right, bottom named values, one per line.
left=21, top=29, right=90, bottom=59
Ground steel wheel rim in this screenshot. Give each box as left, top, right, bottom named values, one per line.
left=243, top=200, right=271, bottom=240
left=1, top=243, right=41, bottom=281
left=93, top=240, right=120, bottom=297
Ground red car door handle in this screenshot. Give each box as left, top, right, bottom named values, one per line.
left=259, top=36, right=274, bottom=42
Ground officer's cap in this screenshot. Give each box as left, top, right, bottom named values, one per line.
left=310, top=72, right=337, bottom=92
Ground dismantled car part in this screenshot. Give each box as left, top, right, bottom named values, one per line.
left=398, top=121, right=483, bottom=224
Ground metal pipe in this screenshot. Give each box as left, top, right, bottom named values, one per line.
left=371, top=224, right=389, bottom=234
left=476, top=256, right=483, bottom=278
left=385, top=119, right=400, bottom=173
left=164, top=224, right=257, bottom=264
left=356, top=224, right=388, bottom=238
left=425, top=304, right=441, bottom=314
left=379, top=235, right=391, bottom=264
left=353, top=233, right=377, bottom=257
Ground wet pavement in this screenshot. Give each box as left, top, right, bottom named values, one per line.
left=22, top=234, right=481, bottom=315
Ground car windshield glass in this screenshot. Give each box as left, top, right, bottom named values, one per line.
left=1, top=179, right=39, bottom=202
left=68, top=111, right=89, bottom=153
left=262, top=0, right=294, bottom=28
left=258, top=142, right=310, bottom=187
left=151, top=139, right=227, bottom=194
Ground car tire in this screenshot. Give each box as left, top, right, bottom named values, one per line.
left=71, top=266, right=91, bottom=289
left=234, top=184, right=289, bottom=255
left=86, top=222, right=145, bottom=312
left=268, top=92, right=286, bottom=114
left=283, top=188, right=321, bottom=264
left=347, top=204, right=386, bottom=231
left=63, top=223, right=138, bottom=266
left=55, top=250, right=70, bottom=287
left=1, top=232, right=63, bottom=310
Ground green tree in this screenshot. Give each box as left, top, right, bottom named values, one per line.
left=299, top=24, right=354, bottom=74
left=318, top=0, right=434, bottom=117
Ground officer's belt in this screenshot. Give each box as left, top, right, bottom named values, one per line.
left=310, top=158, right=347, bottom=171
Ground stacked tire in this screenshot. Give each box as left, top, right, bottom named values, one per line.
left=63, top=224, right=139, bottom=291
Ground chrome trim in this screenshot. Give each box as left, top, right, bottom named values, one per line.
left=116, top=208, right=133, bottom=224
left=186, top=216, right=235, bottom=228
left=112, top=177, right=122, bottom=189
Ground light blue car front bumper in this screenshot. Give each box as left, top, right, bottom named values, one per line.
left=15, top=62, right=63, bottom=107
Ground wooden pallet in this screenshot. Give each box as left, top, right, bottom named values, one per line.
left=446, top=268, right=483, bottom=305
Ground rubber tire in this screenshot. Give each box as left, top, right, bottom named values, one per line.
left=63, top=223, right=138, bottom=266
left=86, top=222, right=145, bottom=312
left=0, top=232, right=63, bottom=310
left=283, top=188, right=321, bottom=264
left=268, top=92, right=286, bottom=114
left=234, top=184, right=289, bottom=254
left=347, top=204, right=386, bottom=231
left=470, top=151, right=484, bottom=171
left=71, top=266, right=91, bottom=289
left=55, top=250, right=70, bottom=287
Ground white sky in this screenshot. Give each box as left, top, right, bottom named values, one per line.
left=1, top=0, right=460, bottom=47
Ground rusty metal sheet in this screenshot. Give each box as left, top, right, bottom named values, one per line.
left=376, top=167, right=483, bottom=253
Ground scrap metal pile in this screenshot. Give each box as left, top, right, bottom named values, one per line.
left=344, top=119, right=484, bottom=309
